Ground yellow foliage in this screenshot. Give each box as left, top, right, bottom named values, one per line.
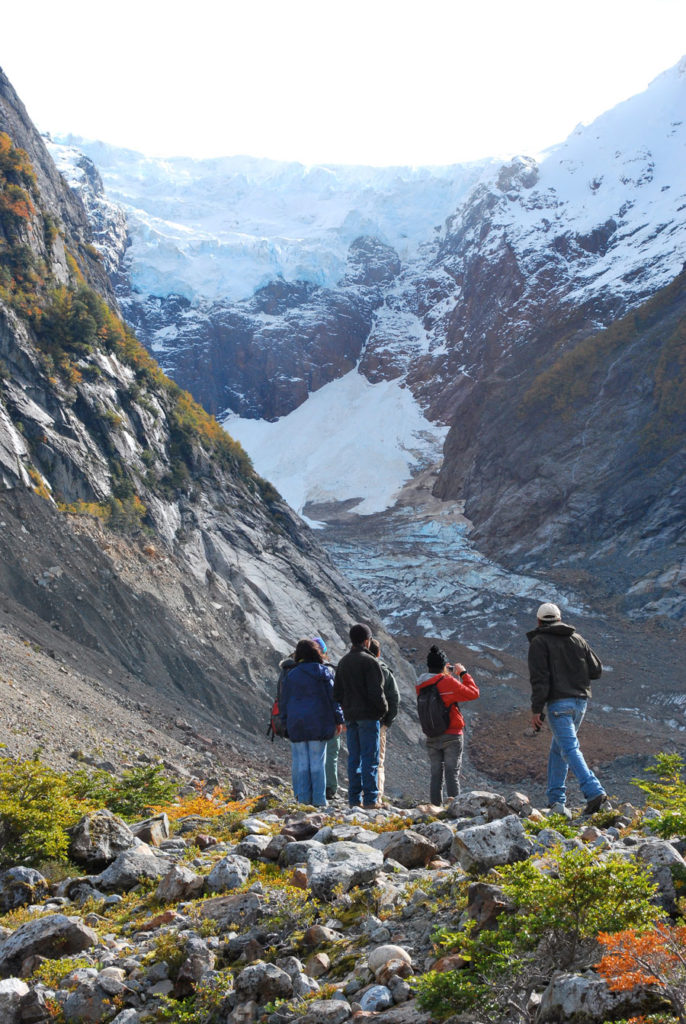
left=150, top=789, right=259, bottom=822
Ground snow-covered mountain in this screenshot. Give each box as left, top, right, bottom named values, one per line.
left=47, top=57, right=686, bottom=637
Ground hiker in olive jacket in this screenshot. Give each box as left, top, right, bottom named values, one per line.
left=528, top=601, right=607, bottom=817
left=334, top=623, right=387, bottom=808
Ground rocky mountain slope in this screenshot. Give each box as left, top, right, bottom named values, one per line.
left=0, top=67, right=422, bottom=773
left=47, top=59, right=686, bottom=634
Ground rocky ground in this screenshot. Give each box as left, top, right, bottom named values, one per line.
left=0, top=777, right=683, bottom=1024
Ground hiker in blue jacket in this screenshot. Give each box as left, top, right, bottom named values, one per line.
left=281, top=638, right=344, bottom=806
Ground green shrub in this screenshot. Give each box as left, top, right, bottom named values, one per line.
left=0, top=756, right=93, bottom=866
left=499, top=846, right=659, bottom=958
left=68, top=763, right=178, bottom=820
left=416, top=845, right=660, bottom=1021
left=633, top=754, right=686, bottom=838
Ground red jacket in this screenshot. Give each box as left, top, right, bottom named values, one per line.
left=415, top=671, right=479, bottom=734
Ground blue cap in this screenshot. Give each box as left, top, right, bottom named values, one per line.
left=311, top=635, right=327, bottom=653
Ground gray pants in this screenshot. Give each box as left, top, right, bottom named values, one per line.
left=426, top=733, right=464, bottom=806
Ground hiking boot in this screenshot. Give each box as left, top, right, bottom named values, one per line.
left=583, top=793, right=611, bottom=816
left=549, top=802, right=572, bottom=819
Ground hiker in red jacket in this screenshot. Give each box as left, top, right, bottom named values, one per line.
left=416, top=644, right=479, bottom=806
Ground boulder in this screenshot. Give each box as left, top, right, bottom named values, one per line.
left=299, top=999, right=352, bottom=1024
left=379, top=831, right=438, bottom=869
left=0, top=868, right=49, bottom=912
left=279, top=841, right=327, bottom=868
left=198, top=892, right=263, bottom=928
left=235, top=961, right=293, bottom=1003
left=359, top=985, right=393, bottom=1011
left=0, top=978, right=29, bottom=1023
left=68, top=810, right=136, bottom=870
left=129, top=813, right=170, bottom=847
left=307, top=842, right=383, bottom=900
left=235, top=835, right=273, bottom=861
left=92, top=845, right=173, bottom=891
left=62, top=978, right=110, bottom=1023
left=155, top=865, right=205, bottom=903
left=412, top=821, right=455, bottom=854
left=538, top=971, right=659, bottom=1022
left=634, top=840, right=686, bottom=914
left=446, top=791, right=511, bottom=822
left=451, top=815, right=532, bottom=873
left=368, top=945, right=413, bottom=976
left=0, top=915, right=98, bottom=978
left=466, top=882, right=513, bottom=931
left=206, top=854, right=252, bottom=893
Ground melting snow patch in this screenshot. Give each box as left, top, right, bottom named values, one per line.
left=224, top=370, right=447, bottom=518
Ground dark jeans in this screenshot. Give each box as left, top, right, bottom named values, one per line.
left=346, top=719, right=380, bottom=807
left=426, top=732, right=464, bottom=805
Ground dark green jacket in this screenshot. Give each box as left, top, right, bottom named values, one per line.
left=527, top=622, right=602, bottom=714
left=379, top=659, right=400, bottom=726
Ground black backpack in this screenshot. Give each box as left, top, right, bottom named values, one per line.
left=417, top=677, right=455, bottom=737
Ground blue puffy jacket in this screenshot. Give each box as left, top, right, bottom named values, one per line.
left=281, top=662, right=343, bottom=742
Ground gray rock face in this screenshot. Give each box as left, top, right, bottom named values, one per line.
left=235, top=962, right=293, bottom=1003
left=538, top=971, right=658, bottom=1023
left=298, top=999, right=352, bottom=1024
left=235, top=835, right=273, bottom=860
left=68, top=809, right=137, bottom=869
left=378, top=830, right=438, bottom=869
left=307, top=842, right=383, bottom=899
left=0, top=868, right=48, bottom=912
left=447, top=790, right=511, bottom=822
left=62, top=978, right=111, bottom=1023
left=0, top=915, right=98, bottom=978
left=0, top=978, right=29, bottom=1024
left=634, top=840, right=686, bottom=914
left=129, top=813, right=170, bottom=847
left=92, top=845, right=173, bottom=892
left=451, top=815, right=532, bottom=873
left=412, top=821, right=455, bottom=854
left=206, top=854, right=252, bottom=893
left=197, top=892, right=263, bottom=928
left=155, top=865, right=205, bottom=903
left=359, top=985, right=393, bottom=1012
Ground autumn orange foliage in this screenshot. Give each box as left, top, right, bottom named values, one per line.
left=597, top=924, right=686, bottom=1023
left=149, top=788, right=259, bottom=822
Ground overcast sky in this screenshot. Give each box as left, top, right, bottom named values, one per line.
left=2, top=0, right=685, bottom=166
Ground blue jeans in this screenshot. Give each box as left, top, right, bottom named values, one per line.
left=346, top=719, right=380, bottom=807
left=290, top=740, right=327, bottom=806
left=546, top=698, right=605, bottom=806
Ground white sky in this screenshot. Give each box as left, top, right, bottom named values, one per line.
left=2, top=0, right=685, bottom=166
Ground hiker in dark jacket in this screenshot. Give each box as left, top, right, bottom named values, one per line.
left=281, top=638, right=343, bottom=807
left=334, top=623, right=387, bottom=808
left=416, top=644, right=479, bottom=806
left=369, top=637, right=400, bottom=802
left=528, top=601, right=607, bottom=816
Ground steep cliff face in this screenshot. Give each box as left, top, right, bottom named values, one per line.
left=435, top=270, right=686, bottom=618
left=47, top=61, right=686, bottom=628
left=0, top=68, right=413, bottom=751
